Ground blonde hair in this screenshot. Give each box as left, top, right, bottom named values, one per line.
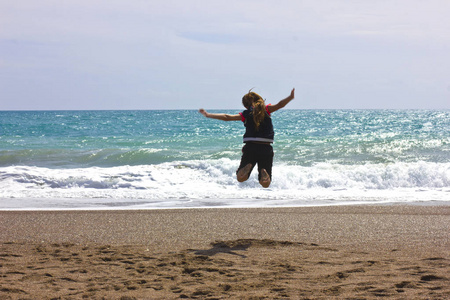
left=242, top=89, right=266, bottom=131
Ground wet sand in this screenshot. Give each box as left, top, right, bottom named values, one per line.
left=1, top=205, right=449, bottom=299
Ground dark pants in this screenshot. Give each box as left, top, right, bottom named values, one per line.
left=237, top=143, right=274, bottom=180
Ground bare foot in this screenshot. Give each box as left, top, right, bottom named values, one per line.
left=259, top=169, right=271, bottom=188
left=237, top=163, right=252, bottom=182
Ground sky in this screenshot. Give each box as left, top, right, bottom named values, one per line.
left=1, top=0, right=449, bottom=110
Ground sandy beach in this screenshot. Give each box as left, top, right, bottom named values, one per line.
left=1, top=205, right=449, bottom=299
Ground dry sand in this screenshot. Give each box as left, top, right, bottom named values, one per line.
left=0, top=205, right=449, bottom=299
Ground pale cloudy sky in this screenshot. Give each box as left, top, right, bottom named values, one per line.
left=1, top=0, right=449, bottom=110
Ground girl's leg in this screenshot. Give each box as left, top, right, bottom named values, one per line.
left=237, top=163, right=253, bottom=182
left=236, top=144, right=255, bottom=182
left=259, top=169, right=271, bottom=188
left=257, top=144, right=274, bottom=188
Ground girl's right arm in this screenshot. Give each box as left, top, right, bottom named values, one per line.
left=198, top=109, right=241, bottom=121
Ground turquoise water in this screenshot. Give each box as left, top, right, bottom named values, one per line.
left=1, top=110, right=242, bottom=167
left=1, top=110, right=449, bottom=209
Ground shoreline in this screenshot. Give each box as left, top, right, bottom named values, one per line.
left=1, top=205, right=449, bottom=299
left=1, top=199, right=449, bottom=212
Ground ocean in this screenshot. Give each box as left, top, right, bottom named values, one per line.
left=0, top=110, right=449, bottom=210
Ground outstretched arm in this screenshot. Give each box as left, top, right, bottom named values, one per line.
left=198, top=109, right=241, bottom=121
left=267, top=88, right=295, bottom=113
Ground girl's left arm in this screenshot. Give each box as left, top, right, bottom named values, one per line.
left=267, top=88, right=295, bottom=113
left=198, top=109, right=241, bottom=121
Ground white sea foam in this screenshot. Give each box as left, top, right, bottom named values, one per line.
left=1, top=159, right=449, bottom=210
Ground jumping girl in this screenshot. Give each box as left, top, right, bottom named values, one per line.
left=199, top=88, right=295, bottom=188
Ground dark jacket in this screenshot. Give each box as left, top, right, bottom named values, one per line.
left=240, top=106, right=274, bottom=143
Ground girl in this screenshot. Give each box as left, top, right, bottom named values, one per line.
left=199, top=88, right=295, bottom=188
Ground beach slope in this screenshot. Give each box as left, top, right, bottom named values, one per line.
left=1, top=205, right=449, bottom=299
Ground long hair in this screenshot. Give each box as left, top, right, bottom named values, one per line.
left=242, top=89, right=266, bottom=131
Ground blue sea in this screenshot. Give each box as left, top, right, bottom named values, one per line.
left=0, top=110, right=449, bottom=210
